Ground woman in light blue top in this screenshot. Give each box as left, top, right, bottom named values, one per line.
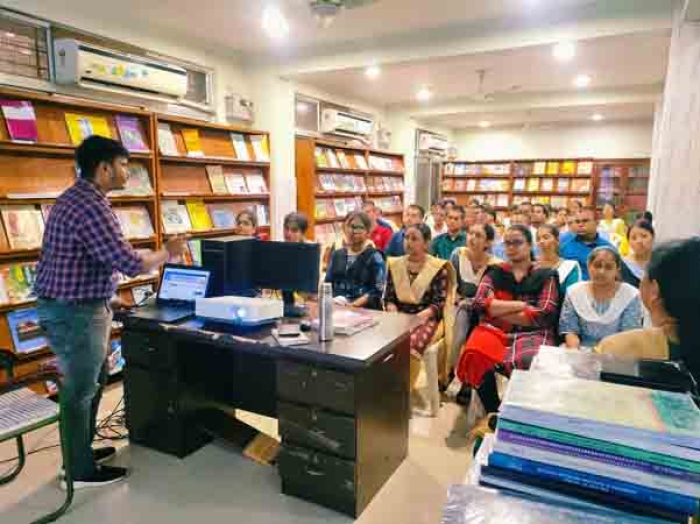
left=536, top=224, right=581, bottom=295
left=559, top=246, right=642, bottom=350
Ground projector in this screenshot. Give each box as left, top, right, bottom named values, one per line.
left=195, top=296, right=284, bottom=326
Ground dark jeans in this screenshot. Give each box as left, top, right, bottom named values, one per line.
left=37, top=298, right=113, bottom=479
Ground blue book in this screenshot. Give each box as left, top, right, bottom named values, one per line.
left=488, top=452, right=699, bottom=516
left=7, top=307, right=47, bottom=354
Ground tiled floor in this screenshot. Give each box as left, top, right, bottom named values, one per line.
left=1, top=384, right=474, bottom=524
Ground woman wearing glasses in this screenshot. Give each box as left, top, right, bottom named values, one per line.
left=324, top=212, right=386, bottom=310
left=235, top=209, right=259, bottom=238
left=457, top=225, right=561, bottom=413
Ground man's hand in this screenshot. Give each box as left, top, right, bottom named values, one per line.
left=165, top=235, right=188, bottom=259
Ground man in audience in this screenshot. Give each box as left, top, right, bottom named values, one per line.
left=509, top=209, right=529, bottom=227
left=386, top=204, right=425, bottom=257
left=531, top=203, right=550, bottom=230
left=464, top=205, right=478, bottom=229
left=283, top=212, right=309, bottom=242
left=430, top=205, right=467, bottom=260
left=560, top=206, right=614, bottom=280
left=362, top=201, right=392, bottom=251
left=36, top=136, right=186, bottom=488
left=519, top=201, right=533, bottom=220
left=427, top=202, right=447, bottom=238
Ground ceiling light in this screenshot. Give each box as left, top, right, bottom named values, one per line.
left=5, top=32, right=15, bottom=38
left=574, top=74, right=591, bottom=88
left=553, top=41, right=576, bottom=62
left=310, top=1, right=341, bottom=29
left=592, top=114, right=604, bottom=122
left=262, top=5, right=289, bottom=39
left=479, top=121, right=492, bottom=128
left=365, top=65, right=381, bottom=80
left=416, top=87, right=433, bottom=102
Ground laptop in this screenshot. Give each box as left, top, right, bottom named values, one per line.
left=132, top=264, right=211, bottom=323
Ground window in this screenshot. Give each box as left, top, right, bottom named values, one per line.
left=0, top=11, right=50, bottom=82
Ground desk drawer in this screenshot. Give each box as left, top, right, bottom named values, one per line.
left=277, top=361, right=355, bottom=415
left=278, top=401, right=356, bottom=459
left=123, top=332, right=176, bottom=371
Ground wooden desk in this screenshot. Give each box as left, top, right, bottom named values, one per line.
left=121, top=309, right=415, bottom=517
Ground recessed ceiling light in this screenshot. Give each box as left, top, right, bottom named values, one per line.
left=365, top=65, right=381, bottom=80
left=553, top=41, right=576, bottom=62
left=592, top=114, right=604, bottom=122
left=574, top=74, right=591, bottom=88
left=416, top=87, right=433, bottom=102
left=479, top=121, right=492, bottom=128
left=262, top=5, right=289, bottom=39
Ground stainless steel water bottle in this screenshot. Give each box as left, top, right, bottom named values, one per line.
left=318, top=282, right=334, bottom=342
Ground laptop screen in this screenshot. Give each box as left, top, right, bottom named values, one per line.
left=158, top=266, right=210, bottom=303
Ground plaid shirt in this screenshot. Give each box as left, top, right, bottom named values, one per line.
left=35, top=179, right=143, bottom=300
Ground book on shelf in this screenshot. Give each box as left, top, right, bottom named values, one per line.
left=322, top=200, right=335, bottom=218
left=230, top=133, right=251, bottom=161
left=325, top=149, right=340, bottom=168
left=533, top=161, right=546, bottom=175
left=550, top=196, right=568, bottom=208
left=181, top=128, right=204, bottom=157
left=207, top=203, right=238, bottom=229
left=40, top=204, right=53, bottom=224
left=318, top=174, right=336, bottom=192
left=577, top=161, right=594, bottom=175
left=0, top=262, right=37, bottom=305
left=109, top=164, right=153, bottom=197
left=571, top=179, right=591, bottom=193
left=244, top=172, right=268, bottom=194
left=546, top=162, right=560, bottom=175
left=334, top=199, right=347, bottom=217
left=513, top=179, right=526, bottom=192
left=354, top=154, right=368, bottom=170
left=187, top=239, right=202, bottom=266
left=0, top=205, right=44, bottom=250
left=515, top=163, right=533, bottom=177
left=541, top=179, right=554, bottom=192
left=484, top=194, right=497, bottom=206
left=527, top=178, right=540, bottom=192
left=0, top=99, right=37, bottom=143
left=496, top=194, right=510, bottom=208
left=223, top=171, right=249, bottom=194
left=64, top=113, right=112, bottom=145
left=205, top=165, right=228, bottom=194
left=441, top=178, right=454, bottom=191
left=557, top=179, right=570, bottom=192
left=185, top=200, right=213, bottom=231
left=314, top=201, right=328, bottom=219
left=249, top=135, right=270, bottom=162
left=315, top=147, right=328, bottom=168
left=157, top=123, right=179, bottom=156
left=107, top=339, right=125, bottom=376
left=255, top=204, right=270, bottom=226
left=392, top=158, right=404, bottom=172
left=314, top=224, right=333, bottom=244
left=483, top=164, right=509, bottom=176
left=466, top=179, right=478, bottom=191
left=115, top=115, right=149, bottom=152
left=113, top=206, right=154, bottom=239
left=7, top=307, right=47, bottom=355
left=354, top=176, right=367, bottom=192
left=130, top=284, right=154, bottom=306
left=161, top=201, right=192, bottom=234
left=336, top=150, right=351, bottom=169
left=561, top=161, right=577, bottom=176
left=444, top=163, right=455, bottom=175
left=454, top=180, right=468, bottom=191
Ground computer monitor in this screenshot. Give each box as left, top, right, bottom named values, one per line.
left=157, top=264, right=211, bottom=303
left=252, top=241, right=320, bottom=294
left=201, top=236, right=256, bottom=297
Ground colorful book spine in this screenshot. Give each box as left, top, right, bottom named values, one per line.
left=488, top=452, right=699, bottom=516
left=0, top=100, right=38, bottom=142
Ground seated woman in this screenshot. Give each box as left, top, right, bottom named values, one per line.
left=282, top=212, right=309, bottom=242
left=621, top=219, right=654, bottom=288
left=458, top=225, right=561, bottom=413
left=235, top=209, right=259, bottom=238
left=324, top=212, right=386, bottom=310
left=449, top=223, right=501, bottom=372
left=597, top=238, right=700, bottom=376
left=536, top=224, right=581, bottom=295
left=598, top=202, right=629, bottom=255
left=559, top=247, right=642, bottom=351
left=384, top=223, right=455, bottom=389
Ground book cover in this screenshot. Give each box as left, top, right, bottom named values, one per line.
left=110, top=164, right=153, bottom=197
left=161, top=201, right=192, bottom=234
left=333, top=199, right=347, bottom=217
left=326, top=149, right=340, bottom=168
left=185, top=200, right=213, bottom=231
left=444, top=163, right=455, bottom=175
left=107, top=339, right=125, bottom=376
left=515, top=163, right=533, bottom=177
left=114, top=206, right=154, bottom=239
left=578, top=161, right=594, bottom=175
left=0, top=99, right=37, bottom=142
left=245, top=172, right=268, bottom=194
left=488, top=452, right=698, bottom=516
left=533, top=161, right=546, bottom=175
left=7, top=307, right=47, bottom=354
left=454, top=180, right=468, bottom=191
left=354, top=154, right=368, bottom=170
left=0, top=206, right=44, bottom=250
left=206, top=165, right=228, bottom=194
left=466, top=179, right=478, bottom=191
left=324, top=200, right=336, bottom=218
left=157, top=123, right=179, bottom=156
left=181, top=128, right=204, bottom=157
left=337, top=150, right=350, bottom=169
left=527, top=178, right=540, bottom=192
left=354, top=176, right=367, bottom=191
left=0, top=263, right=37, bottom=304
left=497, top=194, right=510, bottom=207
left=441, top=178, right=454, bottom=191
left=255, top=204, right=270, bottom=226
left=230, top=133, right=250, bottom=161
left=513, top=179, right=526, bottom=192
left=188, top=240, right=202, bottom=266
left=315, top=147, right=328, bottom=168
left=249, top=135, right=270, bottom=162
left=392, top=158, right=404, bottom=172
left=64, top=113, right=112, bottom=145
left=115, top=115, right=148, bottom=152
left=207, top=203, right=237, bottom=229
left=130, top=284, right=154, bottom=306
left=541, top=179, right=554, bottom=192
left=562, top=161, right=577, bottom=175
left=551, top=196, right=568, bottom=208
left=572, top=179, right=591, bottom=193
left=315, top=201, right=328, bottom=219
left=224, top=172, right=249, bottom=195
left=546, top=162, right=560, bottom=175
left=557, top=179, right=570, bottom=192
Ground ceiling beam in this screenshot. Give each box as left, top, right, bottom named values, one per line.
left=684, top=0, right=700, bottom=21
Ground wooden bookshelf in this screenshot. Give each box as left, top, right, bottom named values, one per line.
left=155, top=114, right=272, bottom=241
left=295, top=136, right=406, bottom=244
left=594, top=159, right=651, bottom=222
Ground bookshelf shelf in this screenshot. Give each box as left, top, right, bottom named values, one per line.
left=366, top=191, right=404, bottom=197
left=512, top=174, right=592, bottom=179
left=316, top=167, right=367, bottom=175
left=316, top=191, right=367, bottom=198
left=160, top=193, right=269, bottom=201
left=159, top=155, right=270, bottom=168
left=444, top=174, right=512, bottom=179
left=444, top=190, right=511, bottom=195
left=366, top=170, right=405, bottom=177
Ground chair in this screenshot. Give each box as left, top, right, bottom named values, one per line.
left=0, top=351, right=73, bottom=524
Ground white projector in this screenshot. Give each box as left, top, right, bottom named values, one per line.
left=195, top=296, right=284, bottom=325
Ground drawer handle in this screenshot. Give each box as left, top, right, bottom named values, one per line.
left=146, top=346, right=157, bottom=353
left=305, top=467, right=325, bottom=477
left=382, top=353, right=395, bottom=363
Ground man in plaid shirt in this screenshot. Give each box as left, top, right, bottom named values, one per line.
left=36, top=136, right=186, bottom=488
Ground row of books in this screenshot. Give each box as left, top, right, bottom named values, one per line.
left=443, top=178, right=510, bottom=192
left=512, top=195, right=590, bottom=207
left=444, top=161, right=594, bottom=177
left=367, top=176, right=404, bottom=192
left=315, top=147, right=368, bottom=170
left=202, top=166, right=268, bottom=195
left=314, top=223, right=343, bottom=246
left=444, top=163, right=510, bottom=176
left=317, top=174, right=366, bottom=193
left=162, top=200, right=269, bottom=234
left=314, top=197, right=364, bottom=220
left=514, top=178, right=591, bottom=193
left=158, top=124, right=270, bottom=162
left=374, top=196, right=403, bottom=214
left=368, top=155, right=403, bottom=172
left=475, top=350, right=700, bottom=522
left=468, top=194, right=511, bottom=208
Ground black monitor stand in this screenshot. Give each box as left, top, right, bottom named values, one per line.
left=282, top=290, right=307, bottom=318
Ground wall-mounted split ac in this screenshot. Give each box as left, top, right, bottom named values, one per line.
left=53, top=39, right=188, bottom=102
left=321, top=108, right=374, bottom=139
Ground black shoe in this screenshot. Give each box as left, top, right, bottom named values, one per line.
left=62, top=465, right=128, bottom=490
left=455, top=384, right=473, bottom=406
left=93, top=446, right=117, bottom=463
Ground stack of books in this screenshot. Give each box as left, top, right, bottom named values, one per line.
left=480, top=370, right=700, bottom=523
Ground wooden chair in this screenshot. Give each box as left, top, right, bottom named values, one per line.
left=0, top=351, right=74, bottom=523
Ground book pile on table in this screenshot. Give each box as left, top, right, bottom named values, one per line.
left=477, top=370, right=700, bottom=523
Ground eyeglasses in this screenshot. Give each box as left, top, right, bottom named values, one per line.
left=503, top=239, right=525, bottom=247
left=348, top=224, right=367, bottom=232
left=574, top=218, right=593, bottom=224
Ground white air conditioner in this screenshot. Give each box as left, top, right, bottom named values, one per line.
left=321, top=108, right=373, bottom=138
left=53, top=39, right=188, bottom=101
left=418, top=132, right=449, bottom=153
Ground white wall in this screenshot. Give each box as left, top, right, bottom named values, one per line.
left=454, top=121, right=654, bottom=161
